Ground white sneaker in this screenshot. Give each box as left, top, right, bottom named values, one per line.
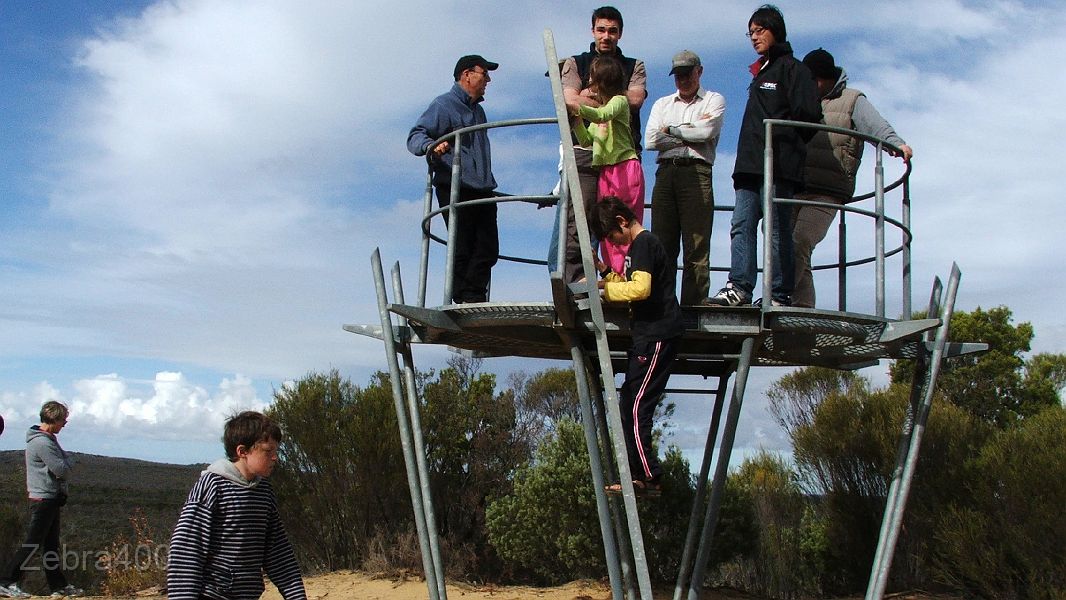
left=0, top=584, right=32, bottom=599
left=51, top=585, right=84, bottom=597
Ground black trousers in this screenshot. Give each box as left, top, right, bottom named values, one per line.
left=620, top=337, right=680, bottom=481
left=434, top=185, right=499, bottom=303
left=1, top=498, right=69, bottom=591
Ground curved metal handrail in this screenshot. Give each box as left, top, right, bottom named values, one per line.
left=762, top=118, right=912, bottom=317
left=415, top=115, right=913, bottom=317
left=416, top=118, right=557, bottom=305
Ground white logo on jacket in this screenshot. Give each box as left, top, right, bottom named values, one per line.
left=759, top=82, right=777, bottom=90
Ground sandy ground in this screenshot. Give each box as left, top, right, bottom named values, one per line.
left=124, top=571, right=957, bottom=600
left=259, top=571, right=959, bottom=600
left=257, top=570, right=756, bottom=600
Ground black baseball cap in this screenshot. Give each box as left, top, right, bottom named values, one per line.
left=803, top=48, right=842, bottom=80
left=454, top=55, right=499, bottom=80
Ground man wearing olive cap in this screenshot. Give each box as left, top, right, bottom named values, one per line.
left=408, top=55, right=500, bottom=304
left=645, top=50, right=726, bottom=305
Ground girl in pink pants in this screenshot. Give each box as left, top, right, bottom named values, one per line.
left=568, top=55, right=645, bottom=275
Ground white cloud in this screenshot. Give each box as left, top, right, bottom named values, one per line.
left=0, top=382, right=64, bottom=425
left=1, top=372, right=266, bottom=448
left=3, top=1, right=1065, bottom=464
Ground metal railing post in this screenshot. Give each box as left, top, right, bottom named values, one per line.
left=419, top=171, right=434, bottom=308
left=762, top=121, right=775, bottom=309
left=838, top=210, right=847, bottom=311
left=443, top=131, right=463, bottom=305
left=874, top=144, right=886, bottom=317
left=902, top=178, right=912, bottom=319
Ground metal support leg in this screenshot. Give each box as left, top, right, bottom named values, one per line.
left=586, top=362, right=638, bottom=600
left=370, top=249, right=443, bottom=600
left=544, top=28, right=653, bottom=600
left=687, top=337, right=757, bottom=600
left=673, top=372, right=733, bottom=600
left=564, top=332, right=625, bottom=600
left=865, top=265, right=961, bottom=599
left=392, top=262, right=447, bottom=600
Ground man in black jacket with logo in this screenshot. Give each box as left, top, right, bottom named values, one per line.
left=704, top=4, right=821, bottom=307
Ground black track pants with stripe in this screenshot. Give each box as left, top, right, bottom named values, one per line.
left=620, top=336, right=679, bottom=481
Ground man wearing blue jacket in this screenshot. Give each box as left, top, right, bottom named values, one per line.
left=704, top=5, right=821, bottom=307
left=408, top=55, right=499, bottom=304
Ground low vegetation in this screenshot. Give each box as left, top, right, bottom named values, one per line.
left=0, top=453, right=200, bottom=595
left=0, top=306, right=1060, bottom=598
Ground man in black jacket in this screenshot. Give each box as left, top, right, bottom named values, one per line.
left=704, top=4, right=821, bottom=307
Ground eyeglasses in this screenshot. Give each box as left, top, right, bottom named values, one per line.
left=594, top=26, right=620, bottom=35
left=468, top=68, right=489, bottom=77
left=746, top=26, right=768, bottom=39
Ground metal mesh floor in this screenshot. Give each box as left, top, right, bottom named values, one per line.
left=345, top=300, right=950, bottom=374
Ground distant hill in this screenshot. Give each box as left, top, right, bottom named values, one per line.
left=0, top=451, right=205, bottom=594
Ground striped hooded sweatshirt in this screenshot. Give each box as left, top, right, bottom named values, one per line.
left=167, top=459, right=305, bottom=600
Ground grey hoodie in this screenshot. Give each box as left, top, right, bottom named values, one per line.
left=25, top=425, right=72, bottom=499
left=203, top=458, right=262, bottom=488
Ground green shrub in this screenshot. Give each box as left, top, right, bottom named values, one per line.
left=932, top=407, right=1066, bottom=599
left=486, top=419, right=704, bottom=584
left=485, top=419, right=604, bottom=583
left=715, top=451, right=828, bottom=599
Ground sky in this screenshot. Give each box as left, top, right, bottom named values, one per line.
left=2, top=1, right=1064, bottom=467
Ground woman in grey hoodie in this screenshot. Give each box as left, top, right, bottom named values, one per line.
left=0, top=401, right=82, bottom=599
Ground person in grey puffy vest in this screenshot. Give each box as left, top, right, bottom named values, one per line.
left=792, top=48, right=913, bottom=308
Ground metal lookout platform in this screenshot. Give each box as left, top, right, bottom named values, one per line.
left=345, top=31, right=986, bottom=600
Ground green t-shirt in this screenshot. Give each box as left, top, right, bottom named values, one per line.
left=574, top=95, right=638, bottom=167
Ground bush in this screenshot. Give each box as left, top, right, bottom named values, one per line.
left=269, top=369, right=409, bottom=572
left=768, top=367, right=993, bottom=594
left=99, top=510, right=168, bottom=595
left=485, top=419, right=604, bottom=583
left=714, top=451, right=828, bottom=599
left=486, top=418, right=709, bottom=585
left=932, top=406, right=1066, bottom=599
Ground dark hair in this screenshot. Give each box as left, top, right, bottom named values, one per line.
left=589, top=196, right=636, bottom=240
left=223, top=411, right=282, bottom=461
left=749, top=4, right=786, bottom=43
left=592, top=6, right=623, bottom=32
left=588, top=55, right=626, bottom=103
left=40, top=401, right=69, bottom=425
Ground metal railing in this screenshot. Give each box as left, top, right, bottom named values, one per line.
left=759, top=119, right=913, bottom=318
left=416, top=118, right=557, bottom=307
left=415, top=116, right=912, bottom=320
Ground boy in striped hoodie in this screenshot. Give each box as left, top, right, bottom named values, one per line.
left=167, top=412, right=305, bottom=600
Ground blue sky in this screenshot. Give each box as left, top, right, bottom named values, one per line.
left=2, top=1, right=1064, bottom=465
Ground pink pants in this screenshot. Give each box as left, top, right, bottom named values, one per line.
left=597, top=158, right=645, bottom=274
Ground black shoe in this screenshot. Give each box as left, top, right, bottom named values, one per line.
left=752, top=296, right=790, bottom=307
left=701, top=283, right=752, bottom=306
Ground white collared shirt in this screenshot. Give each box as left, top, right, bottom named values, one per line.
left=644, top=86, right=726, bottom=165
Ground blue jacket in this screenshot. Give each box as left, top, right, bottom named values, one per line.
left=407, top=83, right=497, bottom=191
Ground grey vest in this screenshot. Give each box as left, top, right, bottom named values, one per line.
left=804, top=87, right=864, bottom=200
